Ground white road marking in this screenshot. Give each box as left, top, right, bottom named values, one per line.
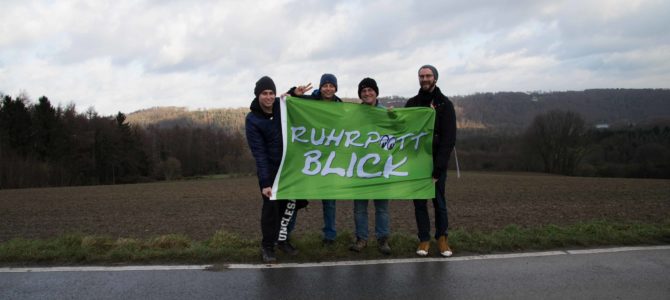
left=1, top=245, right=668, bottom=273
left=0, top=265, right=210, bottom=273
left=565, top=245, right=670, bottom=255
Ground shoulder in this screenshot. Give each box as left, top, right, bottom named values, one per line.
left=405, top=95, right=419, bottom=107
left=245, top=111, right=264, bottom=125
left=246, top=110, right=258, bottom=119
left=432, top=89, right=452, bottom=108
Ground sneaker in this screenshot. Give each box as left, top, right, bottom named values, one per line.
left=322, top=239, right=335, bottom=246
left=349, top=238, right=367, bottom=252
left=277, top=241, right=299, bottom=256
left=438, top=235, right=453, bottom=257
left=377, top=238, right=391, bottom=255
left=261, top=247, right=277, bottom=263
left=416, top=241, right=430, bottom=256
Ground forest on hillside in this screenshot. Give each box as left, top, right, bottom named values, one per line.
left=1, top=89, right=669, bottom=189
left=382, top=89, right=670, bottom=133
left=127, top=89, right=670, bottom=134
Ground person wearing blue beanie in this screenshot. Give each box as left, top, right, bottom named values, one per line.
left=319, top=73, right=338, bottom=91
left=287, top=73, right=341, bottom=103
left=284, top=73, right=342, bottom=246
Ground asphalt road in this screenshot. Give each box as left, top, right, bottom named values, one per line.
left=1, top=246, right=669, bottom=299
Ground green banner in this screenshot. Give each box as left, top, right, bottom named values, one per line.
left=272, top=97, right=435, bottom=200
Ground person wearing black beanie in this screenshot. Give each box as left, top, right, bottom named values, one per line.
left=357, top=77, right=380, bottom=106
left=246, top=75, right=300, bottom=263
left=405, top=64, right=457, bottom=258
left=254, top=76, right=277, bottom=98
left=349, top=77, right=391, bottom=255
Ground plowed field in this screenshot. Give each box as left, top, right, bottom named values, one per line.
left=1, top=172, right=668, bottom=242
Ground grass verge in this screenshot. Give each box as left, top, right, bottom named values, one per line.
left=1, top=219, right=668, bottom=266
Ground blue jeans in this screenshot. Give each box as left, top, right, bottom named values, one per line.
left=414, top=172, right=448, bottom=242
left=322, top=200, right=337, bottom=240
left=354, top=200, right=389, bottom=240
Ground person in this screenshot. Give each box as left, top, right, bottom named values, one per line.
left=349, top=77, right=391, bottom=254
left=287, top=73, right=341, bottom=246
left=245, top=76, right=299, bottom=263
left=405, top=65, right=457, bottom=257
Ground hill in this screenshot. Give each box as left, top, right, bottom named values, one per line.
left=127, top=106, right=248, bottom=133
left=381, top=89, right=670, bottom=133
left=127, top=89, right=670, bottom=134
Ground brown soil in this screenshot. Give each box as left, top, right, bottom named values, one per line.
left=1, top=172, right=668, bottom=242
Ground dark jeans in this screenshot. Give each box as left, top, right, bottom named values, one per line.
left=322, top=200, right=337, bottom=240
left=413, top=172, right=448, bottom=242
left=261, top=196, right=297, bottom=249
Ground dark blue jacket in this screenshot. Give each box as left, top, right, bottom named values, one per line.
left=245, top=97, right=282, bottom=188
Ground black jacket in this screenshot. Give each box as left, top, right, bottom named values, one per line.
left=405, top=86, right=457, bottom=178
left=245, top=97, right=282, bottom=188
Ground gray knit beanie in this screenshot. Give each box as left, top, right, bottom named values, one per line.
left=419, top=65, right=438, bottom=80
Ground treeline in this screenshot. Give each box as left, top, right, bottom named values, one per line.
left=453, top=89, right=670, bottom=132
left=456, top=111, right=670, bottom=178
left=3, top=89, right=669, bottom=189
left=0, top=94, right=253, bottom=189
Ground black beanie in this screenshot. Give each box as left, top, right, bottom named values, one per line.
left=254, top=76, right=276, bottom=97
left=358, top=77, right=379, bottom=99
left=419, top=65, right=438, bottom=80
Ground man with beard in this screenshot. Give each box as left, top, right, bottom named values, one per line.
left=405, top=65, right=457, bottom=257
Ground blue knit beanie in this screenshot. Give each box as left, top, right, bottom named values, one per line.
left=419, top=65, right=438, bottom=80
left=319, top=73, right=338, bottom=91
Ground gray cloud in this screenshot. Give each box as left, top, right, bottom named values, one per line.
left=0, top=0, right=668, bottom=115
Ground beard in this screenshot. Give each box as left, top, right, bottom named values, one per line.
left=420, top=80, right=436, bottom=92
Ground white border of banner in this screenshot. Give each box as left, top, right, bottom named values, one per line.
left=270, top=96, right=289, bottom=200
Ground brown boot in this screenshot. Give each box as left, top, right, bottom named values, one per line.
left=416, top=241, right=430, bottom=256
left=438, top=235, right=453, bottom=257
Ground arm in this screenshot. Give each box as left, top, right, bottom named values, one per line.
left=286, top=83, right=313, bottom=97
left=245, top=115, right=273, bottom=188
left=432, top=99, right=457, bottom=178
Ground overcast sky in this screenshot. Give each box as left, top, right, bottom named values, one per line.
left=1, top=0, right=669, bottom=115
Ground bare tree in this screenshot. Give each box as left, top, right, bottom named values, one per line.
left=524, top=110, right=588, bottom=175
